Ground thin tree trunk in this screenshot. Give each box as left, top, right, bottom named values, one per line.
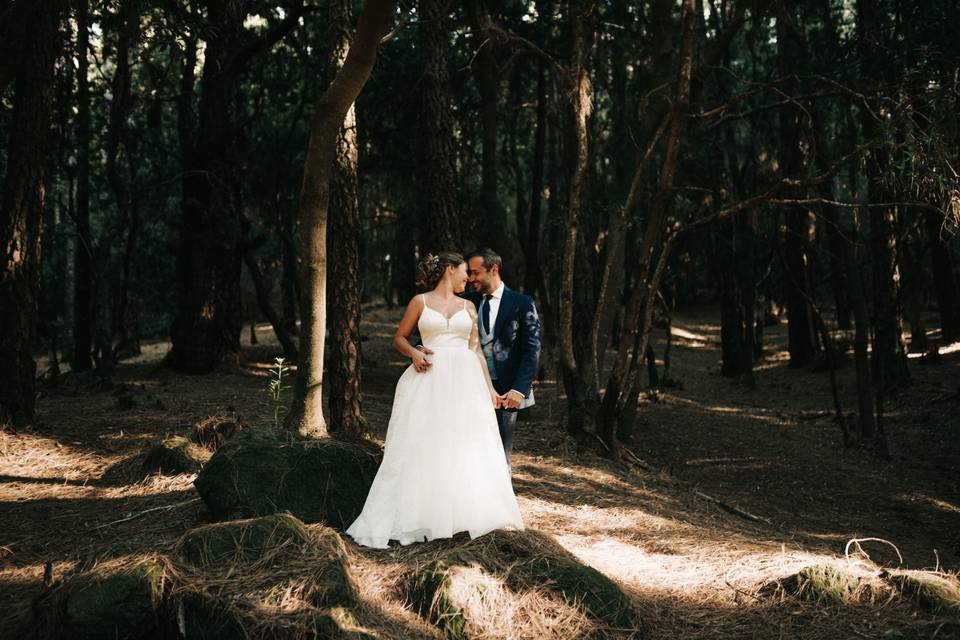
left=287, top=0, right=396, bottom=439
left=926, top=211, right=960, bottom=342
left=869, top=209, right=910, bottom=388
left=845, top=218, right=875, bottom=438
left=71, top=0, right=93, bottom=372
left=523, top=58, right=548, bottom=296
left=418, top=0, right=461, bottom=251
left=325, top=0, right=365, bottom=438
left=0, top=0, right=60, bottom=425
left=242, top=250, right=298, bottom=359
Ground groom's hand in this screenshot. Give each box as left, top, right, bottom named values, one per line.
left=502, top=390, right=523, bottom=410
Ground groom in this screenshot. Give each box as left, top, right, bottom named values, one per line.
left=463, top=249, right=541, bottom=470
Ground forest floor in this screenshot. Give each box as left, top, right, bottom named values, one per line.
left=1, top=304, right=959, bottom=639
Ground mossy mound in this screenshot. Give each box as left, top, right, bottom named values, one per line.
left=179, top=513, right=315, bottom=566
left=408, top=529, right=645, bottom=638
left=762, top=564, right=874, bottom=605
left=193, top=429, right=381, bottom=530
left=885, top=570, right=960, bottom=617
left=175, top=525, right=363, bottom=639
left=38, top=559, right=169, bottom=640
left=141, top=435, right=201, bottom=474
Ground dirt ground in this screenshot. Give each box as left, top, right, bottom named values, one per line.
left=1, top=303, right=958, bottom=639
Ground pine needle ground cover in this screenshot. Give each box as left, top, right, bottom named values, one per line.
left=1, top=307, right=958, bottom=639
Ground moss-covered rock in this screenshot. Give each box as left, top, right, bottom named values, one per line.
left=193, top=429, right=381, bottom=530
left=60, top=560, right=167, bottom=640
left=179, top=513, right=314, bottom=566
left=885, top=570, right=960, bottom=617
left=407, top=529, right=645, bottom=638
left=142, top=435, right=200, bottom=474
left=763, top=564, right=871, bottom=605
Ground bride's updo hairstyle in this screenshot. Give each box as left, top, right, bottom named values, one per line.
left=415, top=251, right=465, bottom=291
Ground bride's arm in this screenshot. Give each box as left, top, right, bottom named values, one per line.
left=394, top=296, right=431, bottom=372
left=466, top=303, right=500, bottom=405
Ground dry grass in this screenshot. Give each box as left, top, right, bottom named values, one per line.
left=2, top=304, right=959, bottom=638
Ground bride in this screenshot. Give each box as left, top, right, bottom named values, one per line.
left=346, top=252, right=524, bottom=548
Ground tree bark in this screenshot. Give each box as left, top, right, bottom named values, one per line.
left=869, top=209, right=911, bottom=388
left=0, top=0, right=60, bottom=425
left=523, top=58, right=548, bottom=296
left=845, top=218, right=875, bottom=438
left=169, top=3, right=303, bottom=373
left=325, top=0, right=365, bottom=439
left=465, top=0, right=505, bottom=248
left=558, top=0, right=596, bottom=436
left=926, top=211, right=960, bottom=342
left=71, top=0, right=93, bottom=372
left=777, top=3, right=817, bottom=368
left=287, top=0, right=395, bottom=439
left=417, top=0, right=461, bottom=251
left=596, top=0, right=698, bottom=451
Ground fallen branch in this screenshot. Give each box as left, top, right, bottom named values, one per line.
left=844, top=537, right=903, bottom=565
left=90, top=497, right=201, bottom=530
left=694, top=490, right=773, bottom=525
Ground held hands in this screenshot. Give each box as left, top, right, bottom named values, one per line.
left=412, top=346, right=434, bottom=373
left=490, top=390, right=523, bottom=409
left=501, top=390, right=523, bottom=410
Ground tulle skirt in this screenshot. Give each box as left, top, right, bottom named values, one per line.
left=346, top=346, right=524, bottom=548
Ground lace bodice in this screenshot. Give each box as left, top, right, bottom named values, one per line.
left=418, top=297, right=472, bottom=350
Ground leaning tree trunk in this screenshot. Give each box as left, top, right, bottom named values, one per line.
left=596, top=0, right=697, bottom=451
left=0, top=0, right=60, bottom=425
left=71, top=0, right=93, bottom=373
left=417, top=0, right=461, bottom=251
left=287, top=0, right=396, bottom=439
left=325, top=0, right=365, bottom=438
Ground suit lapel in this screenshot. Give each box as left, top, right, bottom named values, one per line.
left=493, top=287, right=515, bottom=339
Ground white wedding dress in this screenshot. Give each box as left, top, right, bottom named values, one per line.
left=346, top=298, right=524, bottom=548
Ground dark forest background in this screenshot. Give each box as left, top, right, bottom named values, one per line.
left=2, top=0, right=959, bottom=451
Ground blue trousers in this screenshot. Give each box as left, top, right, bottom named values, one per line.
left=495, top=408, right=518, bottom=472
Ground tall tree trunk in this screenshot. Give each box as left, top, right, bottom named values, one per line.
left=168, top=0, right=245, bottom=372
left=0, top=0, right=60, bottom=425
left=325, top=0, right=365, bottom=438
left=777, top=3, right=817, bottom=367
left=845, top=217, right=875, bottom=438
left=869, top=209, right=911, bottom=388
left=926, top=211, right=960, bottom=342
left=465, top=0, right=505, bottom=248
left=287, top=0, right=396, bottom=439
left=417, top=0, right=461, bottom=251
left=169, top=3, right=303, bottom=373
left=71, top=0, right=93, bottom=372
left=523, top=58, right=548, bottom=296
left=104, top=0, right=141, bottom=365
left=558, top=0, right=596, bottom=436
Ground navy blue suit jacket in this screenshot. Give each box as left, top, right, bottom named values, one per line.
left=462, top=287, right=542, bottom=399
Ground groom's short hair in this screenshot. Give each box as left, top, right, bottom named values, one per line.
left=466, top=248, right=502, bottom=272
